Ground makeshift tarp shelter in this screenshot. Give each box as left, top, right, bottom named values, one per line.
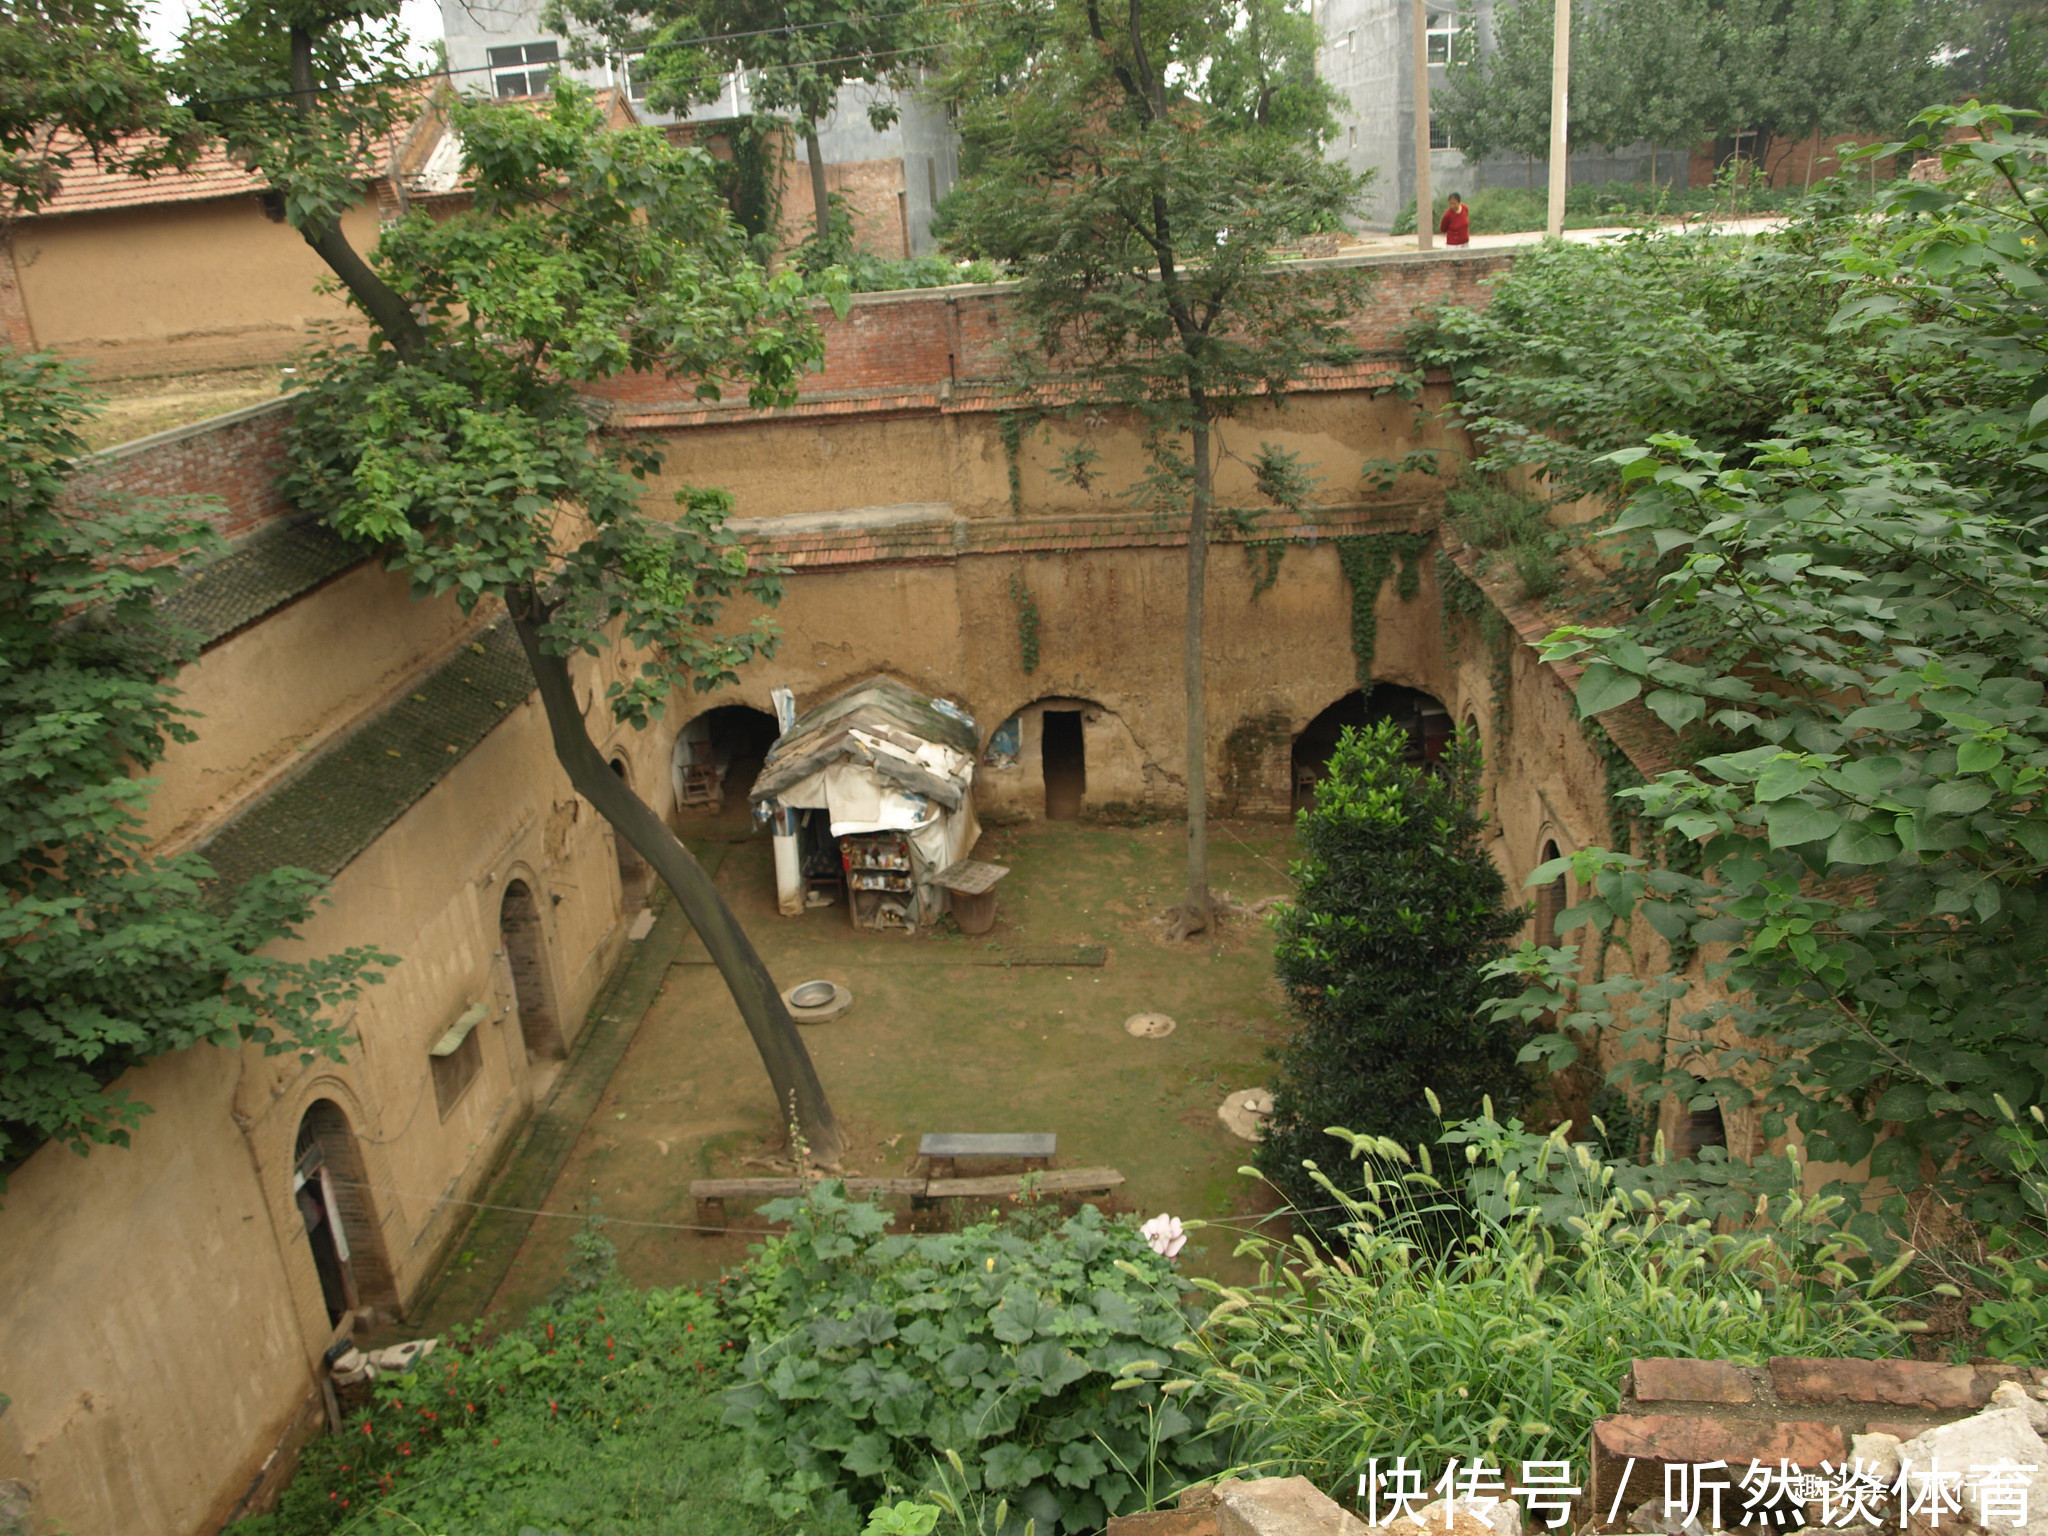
left=749, top=677, right=981, bottom=930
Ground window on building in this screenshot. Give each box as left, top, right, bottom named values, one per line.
left=1430, top=115, right=1452, bottom=149
left=431, top=1008, right=485, bottom=1116
left=1348, top=124, right=1358, bottom=150
left=1426, top=10, right=1459, bottom=64
left=489, top=40, right=559, bottom=98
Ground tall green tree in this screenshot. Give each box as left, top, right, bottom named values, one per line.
left=1442, top=0, right=1955, bottom=183
left=938, top=0, right=1366, bottom=936
left=1428, top=105, right=2048, bottom=1224
left=0, top=350, right=386, bottom=1176
left=168, top=4, right=849, bottom=1162
left=1256, top=722, right=1526, bottom=1222
left=549, top=0, right=943, bottom=246
left=0, top=0, right=192, bottom=217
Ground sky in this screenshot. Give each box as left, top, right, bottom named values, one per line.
left=141, top=0, right=448, bottom=61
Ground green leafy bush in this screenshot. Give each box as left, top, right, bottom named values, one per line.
left=1390, top=180, right=1814, bottom=236
left=720, top=1183, right=1222, bottom=1535
left=1257, top=721, right=1526, bottom=1225
left=1443, top=484, right=1562, bottom=603
left=234, top=1284, right=741, bottom=1536
left=1205, top=1112, right=1906, bottom=1488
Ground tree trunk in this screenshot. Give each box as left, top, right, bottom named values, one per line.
left=1180, top=416, right=1212, bottom=938
left=509, top=602, right=846, bottom=1167
left=805, top=127, right=832, bottom=246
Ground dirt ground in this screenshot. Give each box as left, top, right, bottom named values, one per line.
left=79, top=366, right=296, bottom=449
left=457, top=814, right=1305, bottom=1326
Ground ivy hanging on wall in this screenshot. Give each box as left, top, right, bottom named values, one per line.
left=1243, top=538, right=1290, bottom=599
left=1008, top=571, right=1041, bottom=674
left=1437, top=550, right=1516, bottom=744
left=1333, top=530, right=1430, bottom=684
left=998, top=412, right=1029, bottom=517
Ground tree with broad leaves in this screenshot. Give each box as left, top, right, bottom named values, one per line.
left=0, top=349, right=389, bottom=1180
left=1452, top=105, right=2048, bottom=1227
left=547, top=0, right=945, bottom=248
left=935, top=0, right=1367, bottom=937
left=166, top=2, right=848, bottom=1162
left=0, top=0, right=194, bottom=219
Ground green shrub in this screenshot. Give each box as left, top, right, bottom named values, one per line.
left=1443, top=483, right=1563, bottom=603
left=1204, top=1113, right=1907, bottom=1489
left=720, top=1184, right=1223, bottom=1535
left=1390, top=180, right=1816, bottom=236
left=1257, top=721, right=1526, bottom=1225
left=233, top=1284, right=740, bottom=1536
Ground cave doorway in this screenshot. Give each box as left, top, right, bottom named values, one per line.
left=1042, top=709, right=1085, bottom=820
left=500, top=878, right=563, bottom=1061
left=1291, top=684, right=1452, bottom=811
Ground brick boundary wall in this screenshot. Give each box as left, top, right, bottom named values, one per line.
left=587, top=249, right=1517, bottom=424
left=1591, top=1358, right=2048, bottom=1528
left=67, top=392, right=301, bottom=542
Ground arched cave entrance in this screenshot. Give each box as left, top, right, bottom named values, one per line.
left=607, top=757, right=649, bottom=911
left=981, top=698, right=1141, bottom=823
left=500, top=878, right=564, bottom=1061
left=1291, top=684, right=1453, bottom=811
left=293, top=1100, right=394, bottom=1327
left=671, top=703, right=782, bottom=811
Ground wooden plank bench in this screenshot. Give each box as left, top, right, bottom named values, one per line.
left=690, top=1176, right=926, bottom=1230
left=924, top=1167, right=1124, bottom=1201
left=918, top=1132, right=1056, bottom=1179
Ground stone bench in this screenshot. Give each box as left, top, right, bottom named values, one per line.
left=689, top=1176, right=926, bottom=1229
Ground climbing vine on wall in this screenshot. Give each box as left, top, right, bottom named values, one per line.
left=1243, top=538, right=1290, bottom=598
left=1438, top=551, right=1516, bottom=743
left=1008, top=572, right=1041, bottom=673
left=1333, top=531, right=1430, bottom=684
left=998, top=412, right=1029, bottom=517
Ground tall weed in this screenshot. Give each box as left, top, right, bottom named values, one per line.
left=1197, top=1113, right=1907, bottom=1490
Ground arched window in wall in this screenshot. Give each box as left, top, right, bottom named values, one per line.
left=1533, top=839, right=1567, bottom=947
left=500, top=879, right=564, bottom=1061
left=293, top=1100, right=395, bottom=1326
left=608, top=757, right=649, bottom=912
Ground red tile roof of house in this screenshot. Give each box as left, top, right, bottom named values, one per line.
left=27, top=85, right=639, bottom=219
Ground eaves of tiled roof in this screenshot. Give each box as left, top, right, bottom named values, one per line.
left=196, top=619, right=532, bottom=894
left=159, top=512, right=366, bottom=648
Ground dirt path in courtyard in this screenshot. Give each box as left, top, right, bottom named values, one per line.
left=432, top=818, right=1301, bottom=1329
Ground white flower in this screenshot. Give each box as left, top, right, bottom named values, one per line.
left=1140, top=1213, right=1186, bottom=1259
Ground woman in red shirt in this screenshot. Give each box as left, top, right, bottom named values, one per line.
left=1439, top=192, right=1471, bottom=246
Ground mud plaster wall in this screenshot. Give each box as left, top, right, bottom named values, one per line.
left=143, top=562, right=475, bottom=849
left=2, top=453, right=687, bottom=1536
left=663, top=536, right=1619, bottom=917
left=635, top=388, right=1452, bottom=525
left=0, top=677, right=662, bottom=1536
left=8, top=199, right=381, bottom=377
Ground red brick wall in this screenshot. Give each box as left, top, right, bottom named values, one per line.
left=590, top=250, right=1515, bottom=422
left=67, top=396, right=298, bottom=542
left=1591, top=1357, right=2048, bottom=1528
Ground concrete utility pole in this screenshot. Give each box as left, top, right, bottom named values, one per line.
left=1546, top=0, right=1570, bottom=237
left=1414, top=0, right=1433, bottom=251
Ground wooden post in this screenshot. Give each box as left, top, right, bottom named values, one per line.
left=1547, top=0, right=1570, bottom=238
left=1414, top=0, right=1434, bottom=251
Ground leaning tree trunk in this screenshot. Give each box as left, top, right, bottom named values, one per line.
left=804, top=127, right=832, bottom=246
left=1179, top=415, right=1213, bottom=939
left=510, top=603, right=846, bottom=1167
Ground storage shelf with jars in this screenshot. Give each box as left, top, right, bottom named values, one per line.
left=840, top=833, right=918, bottom=932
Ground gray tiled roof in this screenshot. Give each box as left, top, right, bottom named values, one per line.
left=161, top=513, right=365, bottom=647
left=197, top=620, right=532, bottom=892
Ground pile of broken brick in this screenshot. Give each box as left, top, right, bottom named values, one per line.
left=1108, top=1358, right=2048, bottom=1536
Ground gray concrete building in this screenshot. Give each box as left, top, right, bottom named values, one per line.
left=434, top=0, right=961, bottom=254
left=1313, top=0, right=1661, bottom=229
